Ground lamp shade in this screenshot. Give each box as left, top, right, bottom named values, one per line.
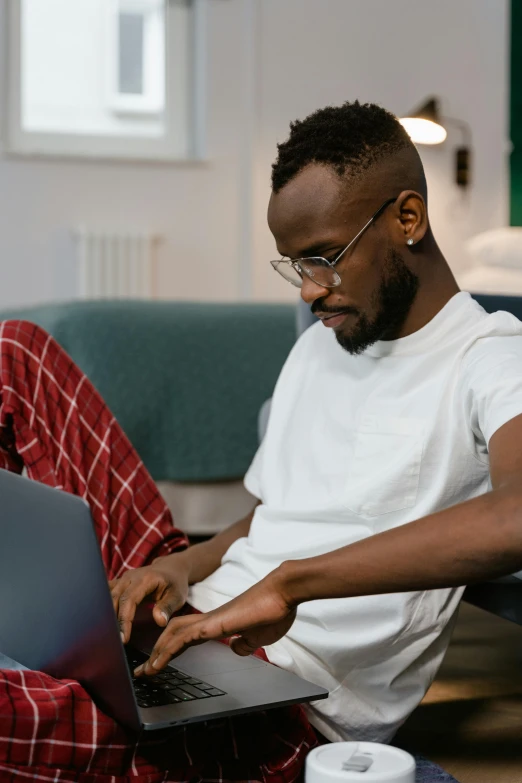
left=399, top=97, right=447, bottom=145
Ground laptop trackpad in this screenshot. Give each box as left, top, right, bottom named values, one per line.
left=170, top=640, right=266, bottom=676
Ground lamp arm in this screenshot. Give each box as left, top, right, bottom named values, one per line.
left=441, top=115, right=472, bottom=147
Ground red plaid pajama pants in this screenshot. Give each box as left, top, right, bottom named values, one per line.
left=0, top=320, right=319, bottom=783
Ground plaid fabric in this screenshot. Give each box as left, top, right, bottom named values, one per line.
left=0, top=320, right=318, bottom=782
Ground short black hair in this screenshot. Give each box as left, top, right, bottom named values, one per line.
left=271, top=100, right=414, bottom=193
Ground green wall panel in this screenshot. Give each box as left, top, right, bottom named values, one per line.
left=511, top=0, right=522, bottom=224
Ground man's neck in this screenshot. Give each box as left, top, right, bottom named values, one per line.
left=396, top=248, right=460, bottom=340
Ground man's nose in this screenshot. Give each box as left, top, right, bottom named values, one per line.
left=300, top=274, right=330, bottom=305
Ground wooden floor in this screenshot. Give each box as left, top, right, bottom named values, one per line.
left=396, top=602, right=522, bottom=783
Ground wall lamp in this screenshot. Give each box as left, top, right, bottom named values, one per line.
left=399, top=97, right=472, bottom=188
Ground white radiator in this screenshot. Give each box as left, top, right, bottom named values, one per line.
left=75, top=229, right=160, bottom=299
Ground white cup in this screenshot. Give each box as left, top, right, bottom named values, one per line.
left=305, top=742, right=416, bottom=783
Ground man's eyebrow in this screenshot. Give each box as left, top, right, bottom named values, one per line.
left=280, top=239, right=343, bottom=259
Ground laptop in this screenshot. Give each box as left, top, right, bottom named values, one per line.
left=0, top=470, right=328, bottom=731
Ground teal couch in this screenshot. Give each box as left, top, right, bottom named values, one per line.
left=0, top=300, right=296, bottom=484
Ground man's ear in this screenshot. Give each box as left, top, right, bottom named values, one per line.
left=393, top=190, right=428, bottom=246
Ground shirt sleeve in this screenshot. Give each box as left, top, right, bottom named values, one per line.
left=243, top=436, right=265, bottom=500
left=242, top=322, right=322, bottom=501
left=461, top=334, right=522, bottom=449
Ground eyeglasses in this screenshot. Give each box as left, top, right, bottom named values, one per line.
left=270, top=196, right=398, bottom=289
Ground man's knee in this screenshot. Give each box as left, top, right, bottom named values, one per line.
left=0, top=320, right=53, bottom=352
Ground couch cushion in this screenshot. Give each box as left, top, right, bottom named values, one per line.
left=0, top=300, right=295, bottom=482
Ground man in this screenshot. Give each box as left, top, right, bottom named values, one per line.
left=113, top=101, right=522, bottom=746
left=3, top=100, right=522, bottom=780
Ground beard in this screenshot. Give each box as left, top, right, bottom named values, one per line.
left=326, top=249, right=419, bottom=355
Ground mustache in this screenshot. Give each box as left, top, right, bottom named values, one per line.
left=311, top=301, right=359, bottom=316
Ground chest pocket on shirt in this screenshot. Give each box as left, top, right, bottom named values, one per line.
left=344, top=414, right=425, bottom=517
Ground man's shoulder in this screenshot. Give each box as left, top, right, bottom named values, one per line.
left=464, top=306, right=522, bottom=350
left=459, top=308, right=522, bottom=380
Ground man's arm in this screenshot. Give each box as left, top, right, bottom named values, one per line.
left=282, top=411, right=522, bottom=602
left=172, top=501, right=260, bottom=585
left=281, top=486, right=522, bottom=604
left=133, top=414, right=522, bottom=673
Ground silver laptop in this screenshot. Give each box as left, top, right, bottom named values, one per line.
left=0, top=470, right=328, bottom=731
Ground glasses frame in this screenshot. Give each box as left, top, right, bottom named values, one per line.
left=270, top=196, right=399, bottom=289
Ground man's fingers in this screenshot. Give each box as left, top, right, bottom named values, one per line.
left=110, top=571, right=185, bottom=644
left=134, top=606, right=269, bottom=676
left=109, top=578, right=127, bottom=619
left=152, top=605, right=170, bottom=627
left=115, top=578, right=161, bottom=643
left=117, top=594, right=140, bottom=644
left=152, top=588, right=184, bottom=628
left=134, top=615, right=204, bottom=676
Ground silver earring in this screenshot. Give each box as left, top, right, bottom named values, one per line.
left=407, top=239, right=414, bottom=246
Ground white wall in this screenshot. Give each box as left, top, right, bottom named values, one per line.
left=250, top=0, right=511, bottom=301
left=0, top=0, right=510, bottom=310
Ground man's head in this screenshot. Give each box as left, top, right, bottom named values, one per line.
left=268, top=101, right=432, bottom=354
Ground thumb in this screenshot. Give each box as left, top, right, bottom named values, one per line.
left=229, top=634, right=258, bottom=657
left=153, top=590, right=182, bottom=627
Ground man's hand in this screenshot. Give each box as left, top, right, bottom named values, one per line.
left=109, top=552, right=191, bottom=644
left=133, top=570, right=296, bottom=677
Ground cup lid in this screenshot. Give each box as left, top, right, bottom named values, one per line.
left=306, top=742, right=416, bottom=782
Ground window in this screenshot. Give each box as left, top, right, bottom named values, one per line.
left=7, top=0, right=197, bottom=160
left=109, top=0, right=166, bottom=115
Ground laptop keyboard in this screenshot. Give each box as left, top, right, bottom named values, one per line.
left=125, top=647, right=227, bottom=709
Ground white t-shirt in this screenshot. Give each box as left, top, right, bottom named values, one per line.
left=189, top=292, right=522, bottom=743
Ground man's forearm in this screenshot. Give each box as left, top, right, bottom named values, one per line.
left=278, top=488, right=522, bottom=605
left=172, top=503, right=260, bottom=586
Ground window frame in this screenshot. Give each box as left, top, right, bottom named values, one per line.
left=6, top=0, right=200, bottom=162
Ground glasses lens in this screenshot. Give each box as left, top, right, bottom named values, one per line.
left=299, top=257, right=341, bottom=288
left=271, top=260, right=303, bottom=287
